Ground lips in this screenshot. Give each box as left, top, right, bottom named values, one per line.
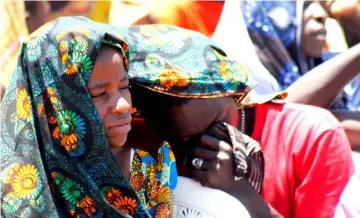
left=107, top=117, right=132, bottom=134
left=313, top=29, right=327, bottom=41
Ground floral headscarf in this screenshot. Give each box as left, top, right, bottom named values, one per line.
left=124, top=22, right=287, bottom=193
left=124, top=25, right=258, bottom=106
left=0, top=16, right=177, bottom=218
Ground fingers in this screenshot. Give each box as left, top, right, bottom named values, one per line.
left=194, top=147, right=218, bottom=160
left=200, top=134, right=232, bottom=153
left=200, top=134, right=220, bottom=150
left=191, top=170, right=210, bottom=187
left=200, top=160, right=217, bottom=171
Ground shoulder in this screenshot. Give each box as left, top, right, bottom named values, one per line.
left=255, top=102, right=348, bottom=150
left=262, top=102, right=342, bottom=131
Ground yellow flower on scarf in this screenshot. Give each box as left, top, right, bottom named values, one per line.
left=61, top=133, right=78, bottom=151
left=76, top=196, right=94, bottom=209
left=104, top=187, right=122, bottom=205
left=66, top=64, right=78, bottom=75
left=62, top=53, right=70, bottom=65
left=219, top=61, right=229, bottom=80
left=114, top=196, right=137, bottom=216
left=159, top=69, right=190, bottom=89
left=16, top=89, right=32, bottom=121
left=11, top=164, right=41, bottom=199
left=59, top=41, right=68, bottom=53
left=36, top=104, right=44, bottom=116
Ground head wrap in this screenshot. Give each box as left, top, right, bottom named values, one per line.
left=0, top=16, right=177, bottom=218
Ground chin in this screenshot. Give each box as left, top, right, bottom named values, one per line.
left=108, top=135, right=128, bottom=148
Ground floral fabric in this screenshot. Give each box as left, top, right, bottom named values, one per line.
left=0, top=16, right=177, bottom=218
left=122, top=25, right=257, bottom=106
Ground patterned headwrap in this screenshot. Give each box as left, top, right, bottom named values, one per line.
left=0, top=17, right=177, bottom=218
left=123, top=22, right=287, bottom=193
left=125, top=25, right=258, bottom=106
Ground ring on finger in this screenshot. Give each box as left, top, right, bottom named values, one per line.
left=192, top=158, right=204, bottom=170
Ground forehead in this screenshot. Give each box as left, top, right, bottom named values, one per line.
left=88, top=45, right=126, bottom=85
left=164, top=97, right=238, bottom=140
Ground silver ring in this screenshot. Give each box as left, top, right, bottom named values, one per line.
left=192, top=158, right=204, bottom=170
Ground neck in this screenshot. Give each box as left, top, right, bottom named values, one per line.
left=111, top=146, right=132, bottom=179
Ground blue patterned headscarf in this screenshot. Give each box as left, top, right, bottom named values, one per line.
left=242, top=0, right=308, bottom=89
left=242, top=0, right=350, bottom=109
left=0, top=16, right=181, bottom=218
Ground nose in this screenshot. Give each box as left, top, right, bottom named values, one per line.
left=314, top=3, right=329, bottom=24
left=110, top=96, right=131, bottom=115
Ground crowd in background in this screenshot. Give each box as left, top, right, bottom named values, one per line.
left=0, top=1, right=359, bottom=218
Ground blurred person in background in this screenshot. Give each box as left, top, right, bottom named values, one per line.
left=1, top=0, right=50, bottom=102
left=109, top=0, right=224, bottom=36
left=49, top=1, right=111, bottom=23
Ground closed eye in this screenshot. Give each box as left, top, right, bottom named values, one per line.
left=118, top=85, right=130, bottom=90
left=91, top=92, right=106, bottom=98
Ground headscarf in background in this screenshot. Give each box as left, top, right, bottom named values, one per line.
left=242, top=0, right=308, bottom=90
left=0, top=0, right=28, bottom=89
left=0, top=17, right=177, bottom=218
left=242, top=0, right=350, bottom=110
left=242, top=0, right=343, bottom=88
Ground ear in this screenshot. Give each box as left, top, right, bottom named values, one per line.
left=125, top=117, right=164, bottom=157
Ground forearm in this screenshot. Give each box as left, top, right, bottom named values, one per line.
left=286, top=43, right=360, bottom=108
left=332, top=110, right=360, bottom=149
left=225, top=179, right=283, bottom=218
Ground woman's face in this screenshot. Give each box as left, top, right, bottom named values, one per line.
left=302, top=1, right=329, bottom=58
left=87, top=46, right=132, bottom=148
left=157, top=97, right=240, bottom=144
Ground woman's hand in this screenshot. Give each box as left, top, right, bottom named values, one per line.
left=191, top=134, right=283, bottom=218
left=191, top=134, right=235, bottom=191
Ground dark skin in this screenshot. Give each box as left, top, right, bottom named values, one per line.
left=286, top=43, right=360, bottom=148
left=87, top=46, right=132, bottom=179
left=127, top=88, right=281, bottom=218
left=321, top=0, right=359, bottom=47
left=302, top=1, right=329, bottom=58
left=25, top=1, right=51, bottom=33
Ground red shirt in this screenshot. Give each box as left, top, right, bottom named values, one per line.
left=252, top=103, right=354, bottom=218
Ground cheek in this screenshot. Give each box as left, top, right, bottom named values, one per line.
left=224, top=109, right=239, bottom=127
left=92, top=101, right=107, bottom=120
left=303, top=22, right=312, bottom=37
left=123, top=90, right=132, bottom=108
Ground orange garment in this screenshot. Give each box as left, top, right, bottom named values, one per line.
left=109, top=0, right=224, bottom=36
left=252, top=103, right=354, bottom=218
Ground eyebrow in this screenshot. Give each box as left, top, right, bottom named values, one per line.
left=87, top=77, right=128, bottom=89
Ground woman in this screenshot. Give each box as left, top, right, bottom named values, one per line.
left=242, top=0, right=329, bottom=89
left=241, top=0, right=356, bottom=110
left=124, top=24, right=355, bottom=217
left=0, top=16, right=176, bottom=217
